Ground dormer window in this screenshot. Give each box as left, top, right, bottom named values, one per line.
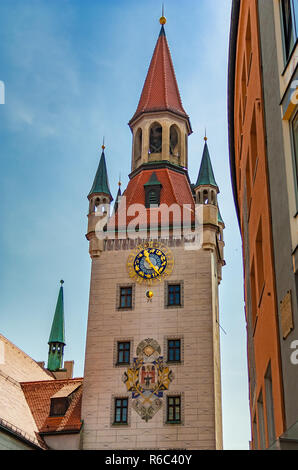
left=144, top=172, right=163, bottom=208
left=49, top=383, right=81, bottom=417
left=50, top=397, right=70, bottom=417
left=148, top=189, right=158, bottom=206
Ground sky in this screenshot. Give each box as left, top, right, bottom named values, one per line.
left=0, top=0, right=250, bottom=450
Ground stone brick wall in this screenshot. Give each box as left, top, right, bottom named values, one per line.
left=82, top=243, right=222, bottom=450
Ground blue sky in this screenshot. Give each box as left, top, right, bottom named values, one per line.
left=0, top=0, right=250, bottom=449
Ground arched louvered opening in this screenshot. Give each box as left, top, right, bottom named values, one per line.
left=149, top=122, right=162, bottom=154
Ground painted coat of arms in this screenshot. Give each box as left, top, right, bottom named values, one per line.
left=122, top=338, right=174, bottom=422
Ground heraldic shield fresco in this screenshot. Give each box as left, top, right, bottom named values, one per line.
left=122, top=339, right=174, bottom=422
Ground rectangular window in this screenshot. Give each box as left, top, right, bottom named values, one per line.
left=257, top=391, right=266, bottom=449
left=167, top=396, right=181, bottom=423
left=117, top=342, right=130, bottom=365
left=256, top=220, right=265, bottom=303
left=114, top=398, right=128, bottom=424
left=119, top=287, right=132, bottom=309
left=246, top=11, right=253, bottom=81
left=168, top=339, right=181, bottom=363
left=281, top=0, right=297, bottom=61
left=265, top=362, right=276, bottom=447
left=246, top=154, right=252, bottom=215
left=250, top=108, right=258, bottom=183
left=168, top=284, right=181, bottom=306
left=291, top=111, right=298, bottom=199
left=253, top=414, right=259, bottom=450
left=250, top=259, right=258, bottom=329
left=50, top=397, right=69, bottom=417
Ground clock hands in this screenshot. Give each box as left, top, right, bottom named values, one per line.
left=143, top=250, right=160, bottom=274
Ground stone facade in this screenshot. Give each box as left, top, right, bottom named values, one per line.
left=81, top=241, right=222, bottom=450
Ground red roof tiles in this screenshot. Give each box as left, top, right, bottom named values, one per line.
left=129, top=26, right=189, bottom=126
left=21, top=378, right=83, bottom=434
left=108, top=167, right=195, bottom=231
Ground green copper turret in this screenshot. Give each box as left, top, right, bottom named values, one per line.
left=47, top=280, right=66, bottom=371
left=195, top=140, right=218, bottom=189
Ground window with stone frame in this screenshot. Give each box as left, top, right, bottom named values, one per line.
left=281, top=0, right=298, bottom=62
left=114, top=398, right=128, bottom=425
left=167, top=339, right=181, bottom=363
left=166, top=396, right=181, bottom=424
left=167, top=284, right=181, bottom=306
left=291, top=110, right=298, bottom=200
left=117, top=341, right=131, bottom=365
left=119, top=286, right=133, bottom=309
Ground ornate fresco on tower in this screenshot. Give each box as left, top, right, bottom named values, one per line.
left=122, top=338, right=174, bottom=422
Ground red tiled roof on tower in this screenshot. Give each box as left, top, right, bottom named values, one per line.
left=107, top=167, right=196, bottom=231
left=129, top=24, right=190, bottom=129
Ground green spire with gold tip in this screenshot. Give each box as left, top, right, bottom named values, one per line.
left=195, top=137, right=218, bottom=188
left=88, top=142, right=113, bottom=200
left=47, top=280, right=66, bottom=371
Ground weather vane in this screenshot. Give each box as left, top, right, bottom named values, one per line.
left=160, top=4, right=166, bottom=25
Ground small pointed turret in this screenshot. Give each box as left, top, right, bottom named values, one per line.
left=47, top=281, right=66, bottom=372
left=89, top=145, right=113, bottom=200
left=195, top=138, right=218, bottom=189
left=113, top=181, right=122, bottom=214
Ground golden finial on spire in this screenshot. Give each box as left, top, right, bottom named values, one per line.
left=102, top=136, right=105, bottom=150
left=204, top=129, right=208, bottom=142
left=160, top=3, right=166, bottom=24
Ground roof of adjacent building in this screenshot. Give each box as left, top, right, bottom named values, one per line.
left=0, top=333, right=54, bottom=449
left=48, top=284, right=65, bottom=345
left=88, top=149, right=113, bottom=200
left=0, top=333, right=82, bottom=448
left=21, top=378, right=83, bottom=435
left=129, top=25, right=191, bottom=131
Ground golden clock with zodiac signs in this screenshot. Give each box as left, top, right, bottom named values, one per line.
left=127, top=241, right=174, bottom=285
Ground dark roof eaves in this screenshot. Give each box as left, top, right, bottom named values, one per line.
left=228, top=0, right=241, bottom=228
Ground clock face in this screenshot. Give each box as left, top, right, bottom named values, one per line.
left=127, top=241, right=174, bottom=285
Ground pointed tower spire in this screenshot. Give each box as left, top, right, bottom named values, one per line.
left=47, top=280, right=66, bottom=371
left=113, top=180, right=122, bottom=214
left=195, top=139, right=218, bottom=189
left=88, top=144, right=113, bottom=200
left=129, top=15, right=191, bottom=133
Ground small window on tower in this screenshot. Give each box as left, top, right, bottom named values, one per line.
left=114, top=398, right=128, bottom=425
left=167, top=284, right=181, bottom=306
left=117, top=342, right=131, bottom=365
left=166, top=396, right=181, bottom=424
left=167, top=339, right=181, bottom=363
left=119, top=286, right=133, bottom=309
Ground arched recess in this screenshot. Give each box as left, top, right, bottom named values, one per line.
left=169, top=124, right=180, bottom=157
left=134, top=128, right=142, bottom=162
left=149, top=122, right=162, bottom=154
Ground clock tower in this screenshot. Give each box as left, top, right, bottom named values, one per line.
left=81, top=15, right=225, bottom=450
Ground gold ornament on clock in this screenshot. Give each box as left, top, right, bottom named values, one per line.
left=127, top=241, right=174, bottom=285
